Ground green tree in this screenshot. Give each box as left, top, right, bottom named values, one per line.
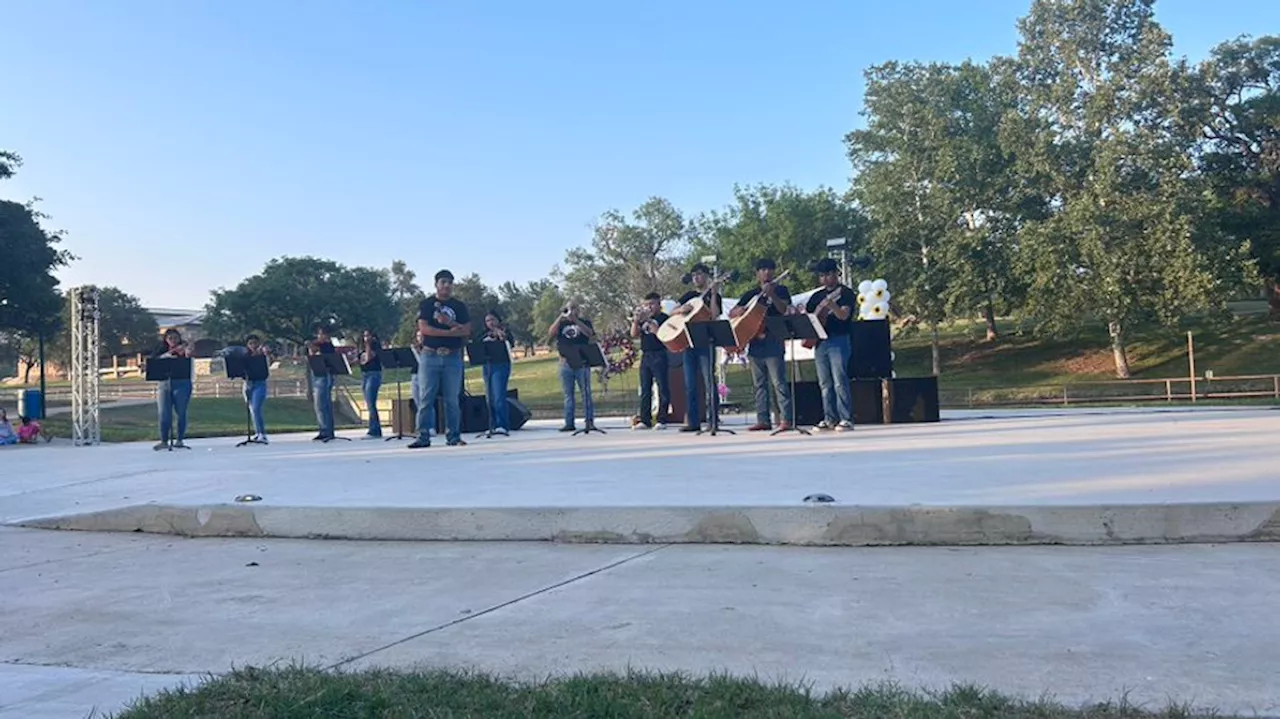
left=204, top=257, right=398, bottom=347
left=0, top=150, right=20, bottom=181
left=388, top=259, right=425, bottom=345
left=693, top=184, right=867, bottom=300
left=560, top=197, right=690, bottom=328
left=532, top=284, right=568, bottom=346
left=43, top=286, right=158, bottom=367
left=498, top=278, right=555, bottom=354
left=848, top=61, right=1029, bottom=372
left=449, top=273, right=502, bottom=338
left=1191, top=35, right=1280, bottom=317
left=1003, top=0, right=1251, bottom=378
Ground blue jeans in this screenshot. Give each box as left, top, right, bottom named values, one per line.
left=362, top=370, right=383, bottom=437
left=416, top=352, right=464, bottom=443
left=157, top=378, right=192, bottom=443
left=749, top=351, right=791, bottom=426
left=313, top=374, right=334, bottom=436
left=814, top=334, right=853, bottom=424
left=243, top=379, right=267, bottom=437
left=483, top=362, right=512, bottom=431
left=558, top=360, right=594, bottom=427
left=681, top=347, right=713, bottom=428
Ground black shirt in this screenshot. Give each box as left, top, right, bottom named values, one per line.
left=315, top=341, right=335, bottom=354
left=678, top=289, right=723, bottom=316
left=418, top=296, right=471, bottom=349
left=554, top=316, right=594, bottom=355
left=736, top=284, right=791, bottom=348
left=482, top=330, right=513, bottom=364
left=360, top=344, right=383, bottom=372
left=637, top=312, right=669, bottom=353
left=805, top=285, right=857, bottom=337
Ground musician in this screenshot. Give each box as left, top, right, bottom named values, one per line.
left=410, top=269, right=471, bottom=449
left=806, top=258, right=857, bottom=431
left=481, top=309, right=514, bottom=435
left=675, top=263, right=722, bottom=431
left=729, top=258, right=793, bottom=431
left=546, top=299, right=597, bottom=432
left=630, top=292, right=670, bottom=430
left=309, top=327, right=337, bottom=441
left=359, top=330, right=384, bottom=439
left=243, top=334, right=270, bottom=444
left=149, top=328, right=192, bottom=450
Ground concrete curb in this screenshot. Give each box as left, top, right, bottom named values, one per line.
left=10, top=502, right=1280, bottom=546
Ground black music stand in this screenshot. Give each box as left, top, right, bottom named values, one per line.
left=468, top=340, right=511, bottom=439
left=308, top=353, right=352, bottom=443
left=226, top=353, right=269, bottom=447
left=764, top=315, right=825, bottom=436
left=145, top=357, right=193, bottom=451
left=381, top=347, right=417, bottom=441
left=559, top=343, right=607, bottom=436
left=687, top=320, right=737, bottom=436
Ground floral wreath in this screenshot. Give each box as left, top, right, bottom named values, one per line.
left=598, top=329, right=638, bottom=383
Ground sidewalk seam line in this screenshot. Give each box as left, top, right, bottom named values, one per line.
left=327, top=544, right=673, bottom=670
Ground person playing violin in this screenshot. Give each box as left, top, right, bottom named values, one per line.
left=150, top=328, right=192, bottom=450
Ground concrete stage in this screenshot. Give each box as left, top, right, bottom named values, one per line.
left=3, top=407, right=1279, bottom=546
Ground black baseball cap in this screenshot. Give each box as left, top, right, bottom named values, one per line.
left=434, top=269, right=454, bottom=282
left=754, top=258, right=776, bottom=271
left=690, top=263, right=711, bottom=275
left=814, top=258, right=839, bottom=273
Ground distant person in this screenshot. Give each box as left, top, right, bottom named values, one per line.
left=630, top=292, right=670, bottom=430
left=546, top=299, right=597, bottom=432
left=481, top=309, right=513, bottom=435
left=243, top=334, right=270, bottom=444
left=0, top=409, right=17, bottom=446
left=309, top=327, right=337, bottom=441
left=17, top=414, right=42, bottom=443
left=409, top=269, right=471, bottom=449
left=150, top=329, right=192, bottom=450
left=359, top=330, right=384, bottom=439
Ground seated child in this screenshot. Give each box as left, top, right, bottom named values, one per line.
left=0, top=409, right=16, bottom=446
left=17, top=415, right=41, bottom=443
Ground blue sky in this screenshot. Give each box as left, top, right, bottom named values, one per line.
left=3, top=0, right=1276, bottom=309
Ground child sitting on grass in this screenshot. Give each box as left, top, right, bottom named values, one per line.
left=17, top=415, right=42, bottom=443
left=0, top=409, right=17, bottom=446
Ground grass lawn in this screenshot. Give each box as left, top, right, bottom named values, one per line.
left=39, top=397, right=360, bottom=443
left=111, top=667, right=1223, bottom=719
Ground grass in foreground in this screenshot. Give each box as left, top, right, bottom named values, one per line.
left=111, top=667, right=1225, bottom=719
left=39, top=397, right=360, bottom=443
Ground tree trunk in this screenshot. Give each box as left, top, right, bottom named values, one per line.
left=983, top=300, right=999, bottom=342
left=1108, top=320, right=1132, bottom=379
left=930, top=321, right=941, bottom=376
left=21, top=359, right=33, bottom=384
left=1266, top=278, right=1280, bottom=321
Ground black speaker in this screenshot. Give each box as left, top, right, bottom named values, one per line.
left=792, top=381, right=823, bottom=425
left=435, top=393, right=490, bottom=433
left=852, top=379, right=884, bottom=425
left=850, top=321, right=892, bottom=379
left=507, top=397, right=532, bottom=430
left=887, top=377, right=940, bottom=423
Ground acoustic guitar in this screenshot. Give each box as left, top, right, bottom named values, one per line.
left=656, top=270, right=735, bottom=352
left=727, top=270, right=792, bottom=353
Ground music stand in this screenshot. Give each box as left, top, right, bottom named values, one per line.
left=307, top=353, right=352, bottom=442
left=145, top=357, right=193, bottom=450
left=764, top=315, right=826, bottom=436
left=381, top=347, right=417, bottom=441
left=558, top=343, right=607, bottom=436
left=687, top=320, right=737, bottom=436
left=226, top=353, right=270, bottom=447
left=468, top=340, right=511, bottom=439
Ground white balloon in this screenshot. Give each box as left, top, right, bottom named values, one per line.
left=871, top=279, right=888, bottom=292
left=869, top=288, right=887, bottom=302
left=860, top=301, right=877, bottom=316
left=856, top=293, right=868, bottom=306
left=660, top=299, right=678, bottom=314
left=881, top=290, right=891, bottom=303
left=858, top=280, right=873, bottom=294
left=869, top=301, right=889, bottom=319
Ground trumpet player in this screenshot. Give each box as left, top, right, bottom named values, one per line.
left=630, top=292, right=671, bottom=430
left=806, top=258, right=857, bottom=431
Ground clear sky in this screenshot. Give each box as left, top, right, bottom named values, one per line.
left=3, top=0, right=1276, bottom=310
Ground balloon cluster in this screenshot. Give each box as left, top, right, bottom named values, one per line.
left=856, top=279, right=891, bottom=321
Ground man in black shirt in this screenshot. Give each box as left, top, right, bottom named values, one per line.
left=545, top=299, right=597, bottom=432
left=729, top=258, right=793, bottom=431
left=631, top=292, right=670, bottom=430
left=674, top=263, right=722, bottom=431
left=409, top=269, right=472, bottom=449
left=806, top=258, right=857, bottom=430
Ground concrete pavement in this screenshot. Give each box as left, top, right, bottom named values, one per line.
left=4, top=408, right=1279, bottom=545
left=1, top=527, right=1277, bottom=718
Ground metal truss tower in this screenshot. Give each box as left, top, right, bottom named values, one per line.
left=70, top=286, right=101, bottom=446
